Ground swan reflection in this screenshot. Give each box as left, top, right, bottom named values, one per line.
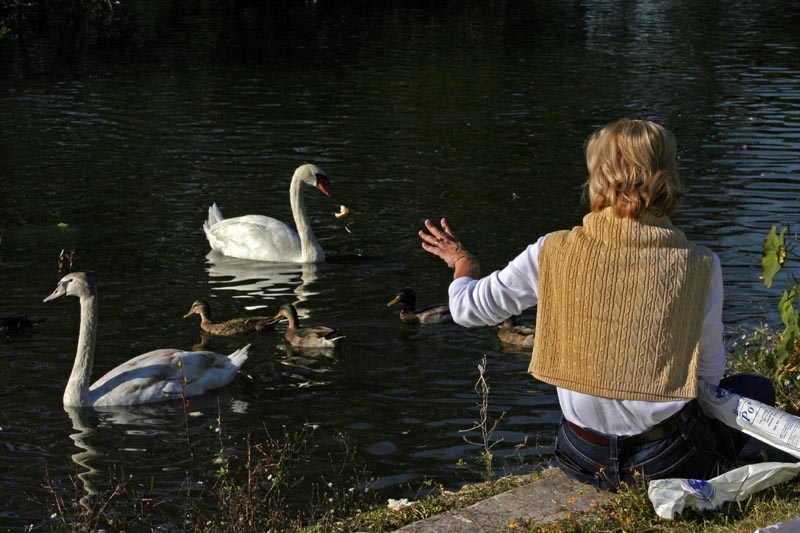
left=95, top=392, right=249, bottom=428
left=205, top=251, right=318, bottom=318
left=62, top=394, right=250, bottom=506
left=64, top=406, right=101, bottom=510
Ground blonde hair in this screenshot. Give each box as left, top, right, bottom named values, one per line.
left=584, top=119, right=684, bottom=219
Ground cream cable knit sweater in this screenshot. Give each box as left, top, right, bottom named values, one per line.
left=530, top=208, right=714, bottom=401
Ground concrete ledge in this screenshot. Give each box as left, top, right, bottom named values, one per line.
left=396, top=467, right=611, bottom=532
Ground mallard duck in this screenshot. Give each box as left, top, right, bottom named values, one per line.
left=496, top=316, right=535, bottom=348
left=387, top=288, right=452, bottom=325
left=204, top=164, right=333, bottom=263
left=272, top=303, right=344, bottom=348
left=1, top=316, right=44, bottom=335
left=183, top=300, right=277, bottom=336
left=43, top=272, right=250, bottom=407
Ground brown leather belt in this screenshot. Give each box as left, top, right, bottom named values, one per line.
left=567, top=401, right=695, bottom=447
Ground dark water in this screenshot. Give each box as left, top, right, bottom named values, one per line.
left=2, top=0, right=800, bottom=528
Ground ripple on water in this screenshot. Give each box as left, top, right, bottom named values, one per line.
left=366, top=441, right=399, bottom=456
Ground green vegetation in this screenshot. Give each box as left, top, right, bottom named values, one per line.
left=760, top=227, right=799, bottom=385
left=729, top=226, right=800, bottom=413
left=42, top=423, right=365, bottom=532
left=307, top=475, right=538, bottom=533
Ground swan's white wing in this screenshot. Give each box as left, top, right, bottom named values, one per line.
left=89, top=349, right=245, bottom=406
left=206, top=215, right=303, bottom=262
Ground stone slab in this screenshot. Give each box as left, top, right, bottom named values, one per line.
left=395, top=467, right=611, bottom=532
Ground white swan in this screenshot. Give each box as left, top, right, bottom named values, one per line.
left=203, top=163, right=333, bottom=263
left=44, top=272, right=250, bottom=407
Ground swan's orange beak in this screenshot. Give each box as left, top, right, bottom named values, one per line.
left=317, top=182, right=332, bottom=197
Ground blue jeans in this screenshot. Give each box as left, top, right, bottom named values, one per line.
left=553, top=373, right=776, bottom=491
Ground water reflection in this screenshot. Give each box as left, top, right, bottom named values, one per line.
left=205, top=252, right=318, bottom=318
left=95, top=392, right=248, bottom=428
left=278, top=352, right=336, bottom=389
left=63, top=407, right=101, bottom=509
left=191, top=331, right=214, bottom=351
left=62, top=393, right=250, bottom=508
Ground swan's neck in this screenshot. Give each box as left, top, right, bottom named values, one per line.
left=289, top=177, right=322, bottom=261
left=64, top=293, right=97, bottom=406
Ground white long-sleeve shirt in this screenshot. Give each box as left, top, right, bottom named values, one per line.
left=449, top=234, right=726, bottom=435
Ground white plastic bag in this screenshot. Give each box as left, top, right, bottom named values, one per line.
left=648, top=381, right=800, bottom=519
left=649, top=461, right=800, bottom=519
left=755, top=516, right=800, bottom=532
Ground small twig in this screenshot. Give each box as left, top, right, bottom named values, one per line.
left=44, top=464, right=68, bottom=525
left=177, top=359, right=194, bottom=458
left=460, top=355, right=505, bottom=483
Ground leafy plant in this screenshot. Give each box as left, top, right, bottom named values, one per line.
left=762, top=227, right=788, bottom=288
left=761, top=226, right=800, bottom=380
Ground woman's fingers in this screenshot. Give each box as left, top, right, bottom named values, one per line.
left=421, top=241, right=437, bottom=254
left=419, top=224, right=443, bottom=257
left=418, top=227, right=440, bottom=248
left=426, top=218, right=456, bottom=243
left=424, top=218, right=445, bottom=239
left=420, top=241, right=445, bottom=260
left=440, top=218, right=457, bottom=240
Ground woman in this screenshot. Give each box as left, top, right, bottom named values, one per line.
left=419, top=119, right=774, bottom=490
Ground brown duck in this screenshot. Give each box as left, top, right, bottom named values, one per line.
left=183, top=300, right=277, bottom=336
left=272, top=303, right=344, bottom=348
left=496, top=316, right=535, bottom=348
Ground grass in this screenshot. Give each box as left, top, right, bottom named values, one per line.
left=306, top=474, right=540, bottom=533
left=727, top=325, right=800, bottom=414
left=516, top=474, right=800, bottom=532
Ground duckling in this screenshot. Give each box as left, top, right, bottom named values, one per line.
left=272, top=303, right=344, bottom=348
left=1, top=316, right=44, bottom=336
left=387, top=288, right=452, bottom=325
left=496, top=316, right=535, bottom=348
left=183, top=300, right=277, bottom=336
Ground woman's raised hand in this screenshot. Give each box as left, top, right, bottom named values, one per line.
left=419, top=218, right=479, bottom=279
